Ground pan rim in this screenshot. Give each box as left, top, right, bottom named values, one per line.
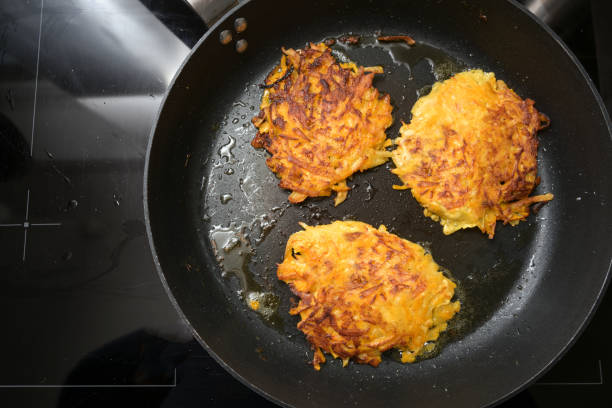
left=142, top=0, right=612, bottom=407
left=484, top=1, right=612, bottom=406
left=142, top=1, right=290, bottom=406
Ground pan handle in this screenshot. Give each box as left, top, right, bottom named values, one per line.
left=183, top=0, right=238, bottom=27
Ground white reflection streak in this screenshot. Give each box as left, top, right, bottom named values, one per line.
left=70, top=0, right=193, bottom=158
left=77, top=0, right=190, bottom=87
left=30, top=0, right=44, bottom=156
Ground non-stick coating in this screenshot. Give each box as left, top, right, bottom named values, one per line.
left=144, top=0, right=612, bottom=406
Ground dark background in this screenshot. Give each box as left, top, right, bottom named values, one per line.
left=0, top=0, right=610, bottom=407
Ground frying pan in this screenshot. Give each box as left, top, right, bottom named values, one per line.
left=144, top=0, right=612, bottom=406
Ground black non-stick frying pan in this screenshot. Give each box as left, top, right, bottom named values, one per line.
left=144, top=0, right=612, bottom=406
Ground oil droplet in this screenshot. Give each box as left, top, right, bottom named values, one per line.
left=220, top=193, right=233, bottom=204
left=218, top=136, right=236, bottom=162
left=249, top=213, right=279, bottom=243
left=330, top=48, right=352, bottom=64
left=417, top=84, right=432, bottom=98
left=305, top=203, right=331, bottom=222
left=432, top=60, right=460, bottom=81
left=364, top=180, right=375, bottom=201
left=526, top=254, right=536, bottom=273
left=417, top=241, right=432, bottom=255
left=64, top=199, right=78, bottom=212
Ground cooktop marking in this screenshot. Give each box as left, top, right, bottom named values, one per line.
left=0, top=369, right=177, bottom=388
left=0, top=189, right=61, bottom=261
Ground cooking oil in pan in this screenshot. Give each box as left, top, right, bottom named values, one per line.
left=332, top=34, right=465, bottom=83
left=217, top=135, right=236, bottom=162
left=220, top=193, right=233, bottom=204
left=246, top=291, right=280, bottom=321
left=209, top=223, right=282, bottom=327
left=249, top=208, right=289, bottom=244
left=417, top=84, right=433, bottom=98
left=209, top=223, right=254, bottom=284
left=364, top=180, right=376, bottom=201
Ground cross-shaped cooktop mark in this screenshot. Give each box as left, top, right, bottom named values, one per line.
left=0, top=189, right=61, bottom=261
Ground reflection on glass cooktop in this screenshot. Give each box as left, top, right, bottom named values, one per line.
left=0, top=1, right=609, bottom=407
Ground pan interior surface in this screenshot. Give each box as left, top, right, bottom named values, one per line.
left=145, top=0, right=612, bottom=407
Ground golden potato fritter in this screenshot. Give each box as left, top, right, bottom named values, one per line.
left=252, top=43, right=393, bottom=205
left=392, top=70, right=553, bottom=238
left=277, top=221, right=460, bottom=370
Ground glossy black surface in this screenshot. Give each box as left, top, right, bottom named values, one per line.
left=0, top=0, right=611, bottom=407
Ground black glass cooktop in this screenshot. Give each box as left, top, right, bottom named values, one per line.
left=0, top=1, right=610, bottom=407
